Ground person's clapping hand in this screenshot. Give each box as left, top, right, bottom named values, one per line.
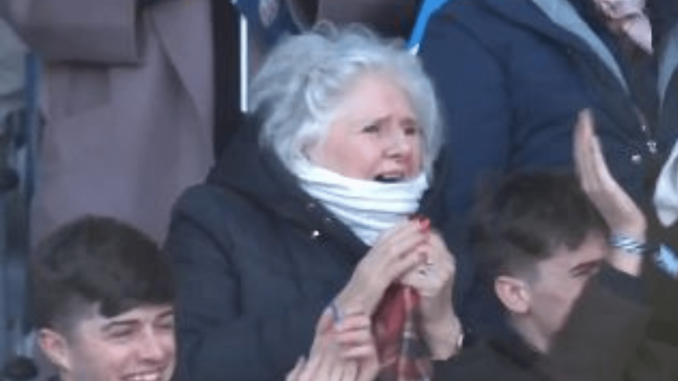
left=400, top=219, right=461, bottom=360
left=574, top=110, right=646, bottom=275
left=286, top=308, right=378, bottom=381
left=335, top=220, right=428, bottom=315
left=574, top=110, right=647, bottom=238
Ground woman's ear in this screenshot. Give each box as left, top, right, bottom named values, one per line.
left=38, top=328, right=72, bottom=373
left=495, top=275, right=531, bottom=314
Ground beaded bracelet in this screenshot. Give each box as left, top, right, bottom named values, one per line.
left=608, top=232, right=648, bottom=256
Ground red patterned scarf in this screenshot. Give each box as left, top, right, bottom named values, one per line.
left=372, top=285, right=432, bottom=381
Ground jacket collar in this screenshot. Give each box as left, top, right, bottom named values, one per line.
left=207, top=120, right=315, bottom=222
left=478, top=0, right=628, bottom=91
left=151, top=1, right=214, bottom=131
left=658, top=23, right=678, bottom=105
left=207, top=120, right=370, bottom=259
left=488, top=330, right=541, bottom=370
left=530, top=0, right=627, bottom=91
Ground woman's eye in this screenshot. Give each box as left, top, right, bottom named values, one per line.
left=404, top=125, right=420, bottom=136
left=362, top=124, right=380, bottom=133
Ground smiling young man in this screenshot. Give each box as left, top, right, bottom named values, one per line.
left=434, top=173, right=678, bottom=381
left=29, top=216, right=176, bottom=381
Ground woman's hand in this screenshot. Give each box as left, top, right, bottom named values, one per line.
left=335, top=220, right=428, bottom=315
left=286, top=308, right=378, bottom=381
left=400, top=229, right=461, bottom=360
left=573, top=110, right=647, bottom=239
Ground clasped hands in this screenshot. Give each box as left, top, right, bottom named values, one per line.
left=288, top=219, right=459, bottom=381
left=335, top=217, right=461, bottom=360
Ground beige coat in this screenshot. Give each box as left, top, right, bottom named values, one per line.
left=2, top=0, right=214, bottom=242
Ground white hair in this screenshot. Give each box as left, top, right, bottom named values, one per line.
left=250, top=24, right=444, bottom=177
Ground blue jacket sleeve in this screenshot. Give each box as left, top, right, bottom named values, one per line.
left=418, top=9, right=514, bottom=336
left=419, top=9, right=512, bottom=249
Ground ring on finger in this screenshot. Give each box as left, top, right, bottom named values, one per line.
left=418, top=262, right=434, bottom=276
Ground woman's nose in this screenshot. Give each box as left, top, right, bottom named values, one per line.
left=384, top=131, right=412, bottom=158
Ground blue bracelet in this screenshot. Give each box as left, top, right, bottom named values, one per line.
left=608, top=233, right=647, bottom=256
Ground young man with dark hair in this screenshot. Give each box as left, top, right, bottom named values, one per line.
left=434, top=171, right=678, bottom=381
left=29, top=216, right=176, bottom=381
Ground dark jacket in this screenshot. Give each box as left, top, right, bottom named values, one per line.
left=419, top=0, right=678, bottom=340
left=434, top=267, right=678, bottom=381
left=649, top=3, right=678, bottom=345
left=164, top=124, right=467, bottom=381
left=419, top=0, right=678, bottom=242
left=650, top=225, right=678, bottom=346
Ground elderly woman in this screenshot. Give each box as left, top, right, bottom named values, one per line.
left=165, top=25, right=463, bottom=381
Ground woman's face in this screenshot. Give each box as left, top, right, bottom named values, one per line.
left=307, top=73, right=423, bottom=182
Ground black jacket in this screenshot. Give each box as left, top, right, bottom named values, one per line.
left=650, top=225, right=678, bottom=345
left=434, top=266, right=678, bottom=381
left=164, top=124, right=470, bottom=381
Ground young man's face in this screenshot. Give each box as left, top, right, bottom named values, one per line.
left=523, top=232, right=608, bottom=350
left=42, top=304, right=176, bottom=381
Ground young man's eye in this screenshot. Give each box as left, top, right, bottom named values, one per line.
left=107, top=327, right=135, bottom=339
left=156, top=317, right=175, bottom=331
left=571, top=263, right=602, bottom=278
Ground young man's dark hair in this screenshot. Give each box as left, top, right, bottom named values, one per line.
left=30, top=216, right=176, bottom=381
left=470, top=172, right=609, bottom=282
left=31, top=215, right=175, bottom=330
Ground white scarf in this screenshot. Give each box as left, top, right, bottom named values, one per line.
left=291, top=159, right=429, bottom=245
